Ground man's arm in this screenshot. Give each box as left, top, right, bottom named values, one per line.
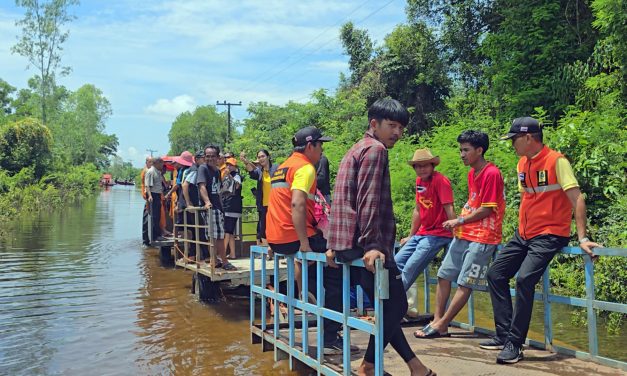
left=565, top=187, right=601, bottom=258
left=400, top=205, right=421, bottom=246
left=198, top=183, right=211, bottom=209
left=443, top=206, right=493, bottom=230
left=182, top=181, right=192, bottom=207
left=291, top=190, right=311, bottom=252
left=443, top=203, right=456, bottom=220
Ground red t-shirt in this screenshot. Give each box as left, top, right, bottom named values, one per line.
left=415, top=171, right=454, bottom=238
left=456, top=163, right=505, bottom=244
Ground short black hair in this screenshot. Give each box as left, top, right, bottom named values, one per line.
left=368, top=98, right=409, bottom=127
left=204, top=144, right=220, bottom=154
left=530, top=132, right=543, bottom=143
left=457, top=130, right=489, bottom=155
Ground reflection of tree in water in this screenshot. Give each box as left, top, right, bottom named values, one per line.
left=0, top=195, right=100, bottom=374
left=133, top=249, right=297, bottom=375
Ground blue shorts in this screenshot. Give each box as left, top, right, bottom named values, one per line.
left=437, top=237, right=496, bottom=289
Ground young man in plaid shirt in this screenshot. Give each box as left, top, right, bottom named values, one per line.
left=327, top=98, right=435, bottom=376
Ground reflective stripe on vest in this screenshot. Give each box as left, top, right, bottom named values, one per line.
left=522, top=183, right=562, bottom=193
left=271, top=181, right=316, bottom=200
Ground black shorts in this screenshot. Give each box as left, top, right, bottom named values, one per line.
left=257, top=206, right=268, bottom=240
left=224, top=216, right=238, bottom=234
left=269, top=233, right=327, bottom=255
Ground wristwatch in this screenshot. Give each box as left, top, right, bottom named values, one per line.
left=458, top=216, right=465, bottom=224
left=579, top=237, right=590, bottom=244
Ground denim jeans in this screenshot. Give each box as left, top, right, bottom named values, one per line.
left=394, top=235, right=452, bottom=290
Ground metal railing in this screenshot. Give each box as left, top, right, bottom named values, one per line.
left=249, top=246, right=389, bottom=376
left=422, top=246, right=627, bottom=370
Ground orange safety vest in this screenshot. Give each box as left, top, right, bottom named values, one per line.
left=140, top=169, right=147, bottom=199
left=517, top=146, right=572, bottom=240
left=266, top=152, right=318, bottom=244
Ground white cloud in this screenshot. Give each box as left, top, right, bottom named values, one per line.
left=127, top=146, right=139, bottom=158
left=145, top=95, right=197, bottom=117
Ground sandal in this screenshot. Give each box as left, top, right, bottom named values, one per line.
left=414, top=325, right=450, bottom=339
left=222, top=262, right=237, bottom=271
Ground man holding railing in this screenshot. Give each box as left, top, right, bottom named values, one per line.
left=327, top=98, right=435, bottom=376
left=484, top=117, right=601, bottom=364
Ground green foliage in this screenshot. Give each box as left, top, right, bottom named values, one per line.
left=168, top=105, right=227, bottom=155
left=339, top=22, right=373, bottom=86
left=0, top=117, right=52, bottom=178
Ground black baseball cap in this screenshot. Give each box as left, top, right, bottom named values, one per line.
left=195, top=150, right=205, bottom=158
left=500, top=117, right=542, bottom=140
left=292, top=126, right=333, bottom=146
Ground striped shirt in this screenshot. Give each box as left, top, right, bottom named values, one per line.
left=327, top=131, right=396, bottom=268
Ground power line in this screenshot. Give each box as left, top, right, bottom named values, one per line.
left=146, top=148, right=157, bottom=157
left=236, top=0, right=373, bottom=93
left=216, top=100, right=242, bottom=145
left=241, top=0, right=397, bottom=94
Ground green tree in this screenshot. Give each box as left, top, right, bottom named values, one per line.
left=168, top=105, right=227, bottom=155
left=339, top=22, right=374, bottom=86
left=12, top=0, right=79, bottom=126
left=0, top=79, right=16, bottom=118
left=0, top=117, right=52, bottom=178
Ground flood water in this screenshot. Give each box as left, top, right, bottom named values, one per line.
left=0, top=186, right=295, bottom=375
left=1, top=186, right=624, bottom=375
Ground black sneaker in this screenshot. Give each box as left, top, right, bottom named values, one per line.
left=479, top=336, right=506, bottom=350
left=496, top=341, right=523, bottom=364
left=323, top=337, right=359, bottom=355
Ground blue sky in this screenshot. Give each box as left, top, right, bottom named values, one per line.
left=0, top=1, right=406, bottom=167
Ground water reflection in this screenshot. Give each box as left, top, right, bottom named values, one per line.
left=0, top=186, right=295, bottom=375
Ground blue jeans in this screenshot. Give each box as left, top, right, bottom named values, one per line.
left=394, top=235, right=452, bottom=290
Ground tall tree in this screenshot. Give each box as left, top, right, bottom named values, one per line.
left=168, top=105, right=227, bottom=155
left=339, top=22, right=374, bottom=86
left=0, top=79, right=16, bottom=117
left=11, top=0, right=79, bottom=126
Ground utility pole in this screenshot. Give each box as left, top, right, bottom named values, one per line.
left=216, top=100, right=242, bottom=145
left=146, top=149, right=157, bottom=158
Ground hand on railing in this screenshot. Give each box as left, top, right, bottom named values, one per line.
left=363, top=250, right=385, bottom=273
left=580, top=240, right=602, bottom=262
left=325, top=249, right=339, bottom=269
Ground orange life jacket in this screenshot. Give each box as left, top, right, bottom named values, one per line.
left=517, top=146, right=572, bottom=239
left=266, top=153, right=317, bottom=244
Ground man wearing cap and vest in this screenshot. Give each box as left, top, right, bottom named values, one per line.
left=266, top=126, right=356, bottom=355
left=395, top=148, right=456, bottom=319
left=481, top=117, right=601, bottom=364
left=414, top=130, right=505, bottom=340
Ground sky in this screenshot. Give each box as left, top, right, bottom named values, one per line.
left=0, top=0, right=406, bottom=167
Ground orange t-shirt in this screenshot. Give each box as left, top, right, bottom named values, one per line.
left=455, top=163, right=505, bottom=244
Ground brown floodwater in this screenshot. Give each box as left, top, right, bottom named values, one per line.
left=0, top=186, right=296, bottom=375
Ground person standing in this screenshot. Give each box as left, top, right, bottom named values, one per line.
left=240, top=149, right=279, bottom=245
left=197, top=145, right=236, bottom=270
left=144, top=157, right=167, bottom=242
left=141, top=156, right=153, bottom=246
left=414, top=131, right=505, bottom=339
left=315, top=152, right=331, bottom=203
left=181, top=150, right=205, bottom=261
left=394, top=148, right=455, bottom=318
left=482, top=117, right=601, bottom=364
left=221, top=157, right=243, bottom=259
left=327, top=98, right=435, bottom=376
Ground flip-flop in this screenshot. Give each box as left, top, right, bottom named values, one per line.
left=413, top=325, right=450, bottom=339
left=424, top=369, right=436, bottom=376
left=222, top=262, right=237, bottom=271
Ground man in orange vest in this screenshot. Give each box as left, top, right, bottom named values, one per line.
left=482, top=117, right=601, bottom=364
left=267, top=126, right=355, bottom=355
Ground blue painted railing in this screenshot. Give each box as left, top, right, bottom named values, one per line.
left=249, top=246, right=389, bottom=376
left=423, top=246, right=627, bottom=370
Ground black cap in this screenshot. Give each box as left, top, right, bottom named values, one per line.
left=500, top=117, right=542, bottom=140
left=292, top=126, right=333, bottom=146
left=195, top=150, right=205, bottom=158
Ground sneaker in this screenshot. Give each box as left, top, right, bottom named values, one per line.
left=496, top=341, right=523, bottom=364
left=323, top=337, right=359, bottom=355
left=479, top=336, right=506, bottom=350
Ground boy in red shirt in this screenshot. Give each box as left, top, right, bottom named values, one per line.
left=395, top=149, right=456, bottom=314
left=415, top=130, right=505, bottom=339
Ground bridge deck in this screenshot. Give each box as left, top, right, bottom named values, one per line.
left=268, top=325, right=623, bottom=375
left=175, top=257, right=287, bottom=285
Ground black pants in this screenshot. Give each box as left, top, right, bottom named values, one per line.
left=142, top=202, right=150, bottom=245
left=198, top=211, right=209, bottom=260
left=150, top=192, right=162, bottom=240
left=336, top=250, right=416, bottom=364
left=270, top=234, right=341, bottom=344
left=487, top=230, right=569, bottom=346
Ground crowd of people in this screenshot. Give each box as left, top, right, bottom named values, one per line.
left=140, top=97, right=601, bottom=376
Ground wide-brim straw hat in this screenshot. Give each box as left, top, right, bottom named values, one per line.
left=408, top=148, right=440, bottom=166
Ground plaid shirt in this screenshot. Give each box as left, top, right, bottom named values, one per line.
left=328, top=131, right=396, bottom=268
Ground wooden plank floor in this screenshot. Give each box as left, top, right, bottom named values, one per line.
left=175, top=257, right=288, bottom=285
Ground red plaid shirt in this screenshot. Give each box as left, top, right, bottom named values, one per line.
left=328, top=131, right=396, bottom=268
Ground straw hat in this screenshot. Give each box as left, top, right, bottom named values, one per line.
left=408, top=148, right=440, bottom=166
